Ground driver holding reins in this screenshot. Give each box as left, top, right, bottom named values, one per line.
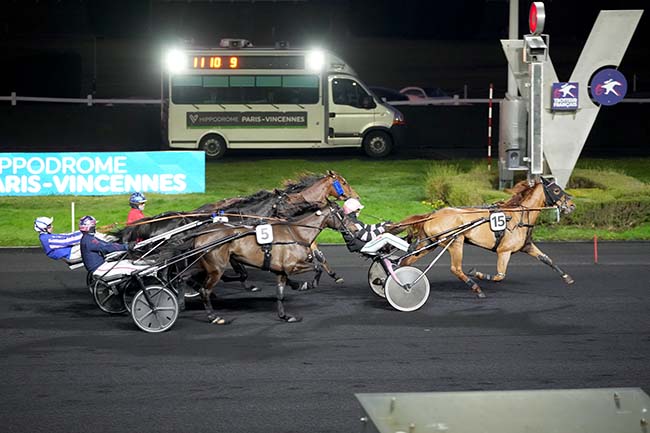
left=79, top=215, right=128, bottom=273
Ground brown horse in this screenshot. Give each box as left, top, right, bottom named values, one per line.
left=195, top=170, right=359, bottom=289
left=396, top=177, right=575, bottom=298
left=193, top=201, right=345, bottom=324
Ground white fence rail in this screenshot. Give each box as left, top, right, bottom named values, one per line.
left=1, top=92, right=649, bottom=106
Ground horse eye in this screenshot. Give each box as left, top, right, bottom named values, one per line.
left=553, top=188, right=561, bottom=194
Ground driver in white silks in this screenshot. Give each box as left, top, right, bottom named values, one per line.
left=340, top=198, right=408, bottom=254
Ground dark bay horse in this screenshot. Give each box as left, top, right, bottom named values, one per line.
left=396, top=177, right=575, bottom=298
left=194, top=201, right=346, bottom=324
left=114, top=171, right=358, bottom=290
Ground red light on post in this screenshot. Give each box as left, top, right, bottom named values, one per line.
left=529, top=2, right=546, bottom=35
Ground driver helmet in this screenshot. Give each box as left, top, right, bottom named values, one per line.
left=34, top=216, right=54, bottom=233
left=79, top=215, right=97, bottom=232
left=129, top=192, right=147, bottom=209
left=343, top=198, right=364, bottom=215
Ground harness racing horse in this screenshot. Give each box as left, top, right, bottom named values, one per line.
left=115, top=171, right=358, bottom=291
left=396, top=177, right=575, bottom=298
left=194, top=201, right=346, bottom=324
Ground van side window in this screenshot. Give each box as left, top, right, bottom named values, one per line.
left=332, top=78, right=371, bottom=108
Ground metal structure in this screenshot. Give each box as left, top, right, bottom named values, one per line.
left=357, top=388, right=650, bottom=433
left=500, top=4, right=643, bottom=188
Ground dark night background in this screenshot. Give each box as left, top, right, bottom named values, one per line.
left=1, top=0, right=649, bottom=155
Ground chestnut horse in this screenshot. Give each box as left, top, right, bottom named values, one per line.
left=396, top=177, right=575, bottom=298
left=194, top=201, right=345, bottom=324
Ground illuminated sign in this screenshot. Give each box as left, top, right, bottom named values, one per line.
left=0, top=152, right=205, bottom=196
left=189, top=55, right=304, bottom=70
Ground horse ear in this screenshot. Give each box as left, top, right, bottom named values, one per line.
left=327, top=170, right=334, bottom=176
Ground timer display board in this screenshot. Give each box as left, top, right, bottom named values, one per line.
left=190, top=55, right=304, bottom=70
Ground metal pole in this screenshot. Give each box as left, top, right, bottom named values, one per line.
left=507, top=0, right=519, bottom=98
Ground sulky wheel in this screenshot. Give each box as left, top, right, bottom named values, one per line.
left=86, top=272, right=96, bottom=294
left=384, top=266, right=430, bottom=312
left=123, top=276, right=164, bottom=314
left=93, top=279, right=127, bottom=315
left=367, top=259, right=387, bottom=298
left=131, top=285, right=179, bottom=333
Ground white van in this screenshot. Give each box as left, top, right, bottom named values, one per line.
left=163, top=39, right=405, bottom=158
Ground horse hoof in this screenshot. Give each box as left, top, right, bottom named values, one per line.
left=282, top=315, right=302, bottom=323
left=335, top=277, right=345, bottom=284
left=298, top=282, right=310, bottom=291
left=249, top=286, right=261, bottom=292
left=563, top=275, right=575, bottom=285
left=467, top=268, right=477, bottom=277
left=475, top=291, right=487, bottom=299
left=210, top=316, right=231, bottom=325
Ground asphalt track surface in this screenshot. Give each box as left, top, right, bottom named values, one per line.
left=1, top=242, right=649, bottom=433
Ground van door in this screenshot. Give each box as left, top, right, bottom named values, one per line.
left=327, top=76, right=377, bottom=146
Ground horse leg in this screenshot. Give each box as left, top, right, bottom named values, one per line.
left=522, top=242, right=574, bottom=284
left=312, top=246, right=344, bottom=284
left=448, top=237, right=486, bottom=298
left=469, top=251, right=511, bottom=282
left=221, top=258, right=260, bottom=292
left=200, top=270, right=229, bottom=325
left=276, top=274, right=302, bottom=323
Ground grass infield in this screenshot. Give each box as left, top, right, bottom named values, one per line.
left=2, top=157, right=648, bottom=247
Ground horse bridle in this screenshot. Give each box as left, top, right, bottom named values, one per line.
left=541, top=178, right=573, bottom=212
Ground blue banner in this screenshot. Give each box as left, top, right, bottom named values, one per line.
left=0, top=151, right=205, bottom=196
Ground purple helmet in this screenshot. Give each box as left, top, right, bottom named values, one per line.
left=78, top=215, right=97, bottom=232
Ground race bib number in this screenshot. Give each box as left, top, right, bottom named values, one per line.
left=255, top=224, right=273, bottom=244
left=489, top=212, right=507, bottom=232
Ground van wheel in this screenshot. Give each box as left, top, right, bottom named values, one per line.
left=200, top=135, right=226, bottom=159
left=363, top=131, right=392, bottom=158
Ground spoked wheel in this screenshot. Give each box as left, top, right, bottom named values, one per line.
left=167, top=262, right=201, bottom=300
left=93, top=279, right=127, bottom=315
left=384, top=266, right=430, bottom=312
left=123, top=276, right=164, bottom=313
left=368, top=259, right=387, bottom=298
left=131, top=285, right=179, bottom=333
left=86, top=272, right=96, bottom=294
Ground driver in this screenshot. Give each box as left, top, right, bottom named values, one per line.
left=340, top=198, right=407, bottom=254
left=127, top=192, right=147, bottom=224
left=79, top=215, right=128, bottom=273
left=34, top=216, right=83, bottom=261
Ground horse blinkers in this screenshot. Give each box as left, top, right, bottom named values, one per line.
left=541, top=178, right=575, bottom=214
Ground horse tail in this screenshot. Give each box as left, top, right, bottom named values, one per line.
left=390, top=212, right=432, bottom=242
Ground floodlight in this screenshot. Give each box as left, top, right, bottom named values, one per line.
left=306, top=49, right=325, bottom=72
left=165, top=49, right=187, bottom=74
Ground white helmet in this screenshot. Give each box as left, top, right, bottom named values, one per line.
left=34, top=216, right=54, bottom=233
left=343, top=198, right=364, bottom=215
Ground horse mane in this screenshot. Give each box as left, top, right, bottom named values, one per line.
left=498, top=180, right=538, bottom=207
left=113, top=211, right=193, bottom=242
left=281, top=172, right=322, bottom=193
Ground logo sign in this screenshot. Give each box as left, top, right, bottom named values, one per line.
left=0, top=151, right=205, bottom=196
left=489, top=212, right=507, bottom=232
left=551, top=82, right=579, bottom=111
left=255, top=224, right=273, bottom=244
left=187, top=111, right=308, bottom=128
left=590, top=68, right=627, bottom=106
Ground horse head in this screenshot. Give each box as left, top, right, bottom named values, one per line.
left=326, top=170, right=359, bottom=201
left=541, top=177, right=575, bottom=214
